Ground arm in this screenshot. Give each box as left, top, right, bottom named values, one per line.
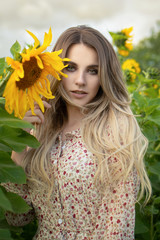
left=88, top=169, right=139, bottom=240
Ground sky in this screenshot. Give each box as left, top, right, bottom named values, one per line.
left=0, top=0, right=160, bottom=58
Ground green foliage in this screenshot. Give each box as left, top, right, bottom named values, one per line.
left=0, top=152, right=26, bottom=183
left=129, top=21, right=160, bottom=70
left=0, top=58, right=13, bottom=97
left=0, top=99, right=39, bottom=239
left=10, top=41, right=22, bottom=62
left=110, top=22, right=160, bottom=240
left=130, top=82, right=160, bottom=240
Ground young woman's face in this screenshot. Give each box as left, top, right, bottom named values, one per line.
left=62, top=44, right=100, bottom=108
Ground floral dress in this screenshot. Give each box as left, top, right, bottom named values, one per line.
left=3, top=129, right=139, bottom=240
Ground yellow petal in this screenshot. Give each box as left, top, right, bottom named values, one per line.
left=26, top=29, right=40, bottom=49
left=6, top=57, right=24, bottom=78
left=35, top=80, right=54, bottom=99
left=31, top=86, right=45, bottom=112
left=27, top=88, right=36, bottom=115
left=33, top=28, right=52, bottom=55
left=35, top=55, right=44, bottom=69
left=18, top=89, right=28, bottom=118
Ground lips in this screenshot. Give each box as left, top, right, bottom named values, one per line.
left=71, top=90, right=87, bottom=94
left=70, top=90, right=87, bottom=99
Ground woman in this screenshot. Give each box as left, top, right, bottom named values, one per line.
left=4, top=25, right=151, bottom=239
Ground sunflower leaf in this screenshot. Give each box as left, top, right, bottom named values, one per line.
left=10, top=41, right=21, bottom=60
left=0, top=187, right=31, bottom=214
left=0, top=187, right=13, bottom=212
left=0, top=98, right=5, bottom=105
left=0, top=71, right=13, bottom=97
left=0, top=151, right=26, bottom=183
left=0, top=142, right=11, bottom=152
left=0, top=107, right=34, bottom=129
left=0, top=126, right=40, bottom=152
left=0, top=229, right=13, bottom=240
left=0, top=58, right=6, bottom=76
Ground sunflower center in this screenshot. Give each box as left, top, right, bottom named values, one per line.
left=16, top=57, right=42, bottom=90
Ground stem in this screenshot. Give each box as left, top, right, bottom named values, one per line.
left=155, top=143, right=160, bottom=151
left=150, top=212, right=154, bottom=240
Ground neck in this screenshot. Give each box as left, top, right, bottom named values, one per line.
left=64, top=105, right=83, bottom=132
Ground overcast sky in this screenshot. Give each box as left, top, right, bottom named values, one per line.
left=0, top=0, right=160, bottom=58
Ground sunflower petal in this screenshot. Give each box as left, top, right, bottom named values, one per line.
left=6, top=57, right=24, bottom=78
left=27, top=88, right=36, bottom=115
left=35, top=80, right=54, bottom=99
left=31, top=86, right=45, bottom=112
left=35, top=55, right=44, bottom=69
left=19, top=89, right=28, bottom=118
left=26, top=30, right=40, bottom=49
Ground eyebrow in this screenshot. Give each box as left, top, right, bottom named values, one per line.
left=65, top=61, right=99, bottom=68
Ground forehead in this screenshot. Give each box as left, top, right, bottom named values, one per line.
left=67, top=43, right=98, bottom=64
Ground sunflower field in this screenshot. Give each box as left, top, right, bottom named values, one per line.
left=0, top=24, right=160, bottom=239
left=110, top=23, right=160, bottom=240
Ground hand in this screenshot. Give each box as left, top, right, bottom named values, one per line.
left=23, top=101, right=51, bottom=132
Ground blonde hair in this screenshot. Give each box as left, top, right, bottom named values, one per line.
left=22, top=25, right=151, bottom=203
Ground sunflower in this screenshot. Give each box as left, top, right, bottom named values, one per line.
left=118, top=49, right=130, bottom=57
left=3, top=28, right=68, bottom=119
left=121, top=27, right=133, bottom=38
left=122, top=59, right=141, bottom=82
left=117, top=27, right=133, bottom=57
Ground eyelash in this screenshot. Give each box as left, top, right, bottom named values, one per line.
left=66, top=65, right=98, bottom=75
left=65, top=65, right=76, bottom=72
left=88, top=68, right=98, bottom=75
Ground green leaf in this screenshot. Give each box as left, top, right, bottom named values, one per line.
left=0, top=107, right=34, bottom=129
left=132, top=91, right=148, bottom=109
left=155, top=221, right=160, bottom=233
left=135, top=204, right=149, bottom=234
left=0, top=71, right=13, bottom=97
left=0, top=143, right=11, bottom=152
left=0, top=125, right=40, bottom=152
left=147, top=110, right=160, bottom=126
left=5, top=191, right=31, bottom=214
left=0, top=151, right=26, bottom=183
left=148, top=98, right=160, bottom=106
left=0, top=58, right=6, bottom=75
left=0, top=219, right=22, bottom=233
left=0, top=97, right=5, bottom=105
left=0, top=187, right=12, bottom=211
left=149, top=162, right=160, bottom=176
left=0, top=207, right=5, bottom=221
left=0, top=186, right=31, bottom=214
left=135, top=215, right=149, bottom=234
left=153, top=196, right=160, bottom=204
left=143, top=124, right=160, bottom=141
left=0, top=229, right=12, bottom=240
left=145, top=205, right=159, bottom=215
left=10, top=41, right=21, bottom=58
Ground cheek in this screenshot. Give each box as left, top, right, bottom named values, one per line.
left=92, top=80, right=100, bottom=93
left=61, top=78, right=69, bottom=90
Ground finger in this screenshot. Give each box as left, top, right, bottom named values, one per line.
left=43, top=101, right=52, bottom=109
left=24, top=115, right=42, bottom=124
left=34, top=101, right=51, bottom=110
left=23, top=109, right=44, bottom=124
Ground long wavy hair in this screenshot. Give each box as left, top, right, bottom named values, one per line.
left=23, top=25, right=151, bottom=202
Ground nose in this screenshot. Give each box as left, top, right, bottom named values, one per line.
left=75, top=71, right=86, bottom=86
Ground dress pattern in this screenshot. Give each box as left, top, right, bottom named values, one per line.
left=3, top=129, right=139, bottom=240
